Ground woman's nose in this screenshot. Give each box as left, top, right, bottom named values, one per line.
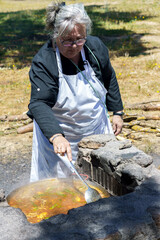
left=71, top=43, right=78, bottom=48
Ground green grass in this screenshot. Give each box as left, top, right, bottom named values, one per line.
left=86, top=2, right=160, bottom=56
left=0, top=9, right=47, bottom=68
left=0, top=0, right=160, bottom=68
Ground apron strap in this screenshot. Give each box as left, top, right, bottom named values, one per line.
left=56, top=47, right=63, bottom=77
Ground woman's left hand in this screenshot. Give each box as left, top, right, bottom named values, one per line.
left=112, top=115, right=123, bottom=136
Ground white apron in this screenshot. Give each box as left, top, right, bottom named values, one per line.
left=30, top=47, right=113, bottom=182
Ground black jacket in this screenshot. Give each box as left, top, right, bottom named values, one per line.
left=27, top=35, right=123, bottom=140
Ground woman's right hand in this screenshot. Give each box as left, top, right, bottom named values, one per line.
left=50, top=134, right=72, bottom=162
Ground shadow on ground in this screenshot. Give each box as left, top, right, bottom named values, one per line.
left=0, top=5, right=155, bottom=68
left=1, top=173, right=160, bottom=240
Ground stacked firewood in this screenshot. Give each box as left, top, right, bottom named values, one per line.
left=0, top=101, right=160, bottom=137
left=121, top=100, right=160, bottom=140
left=0, top=113, right=33, bottom=134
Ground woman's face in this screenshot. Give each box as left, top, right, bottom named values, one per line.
left=56, top=24, right=86, bottom=60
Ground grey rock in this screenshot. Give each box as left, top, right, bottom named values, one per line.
left=91, top=148, right=122, bottom=168
left=79, top=134, right=116, bottom=145
left=116, top=163, right=145, bottom=186
left=118, top=139, right=132, bottom=150
left=0, top=189, right=5, bottom=202
left=132, top=152, right=153, bottom=167
left=78, top=134, right=157, bottom=195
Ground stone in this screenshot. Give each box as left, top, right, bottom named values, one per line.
left=118, top=139, right=132, bottom=150
left=96, top=232, right=122, bottom=240
left=96, top=231, right=122, bottom=240
left=77, top=134, right=155, bottom=193
left=116, top=163, right=145, bottom=183
left=147, top=207, right=160, bottom=229
left=0, top=189, right=5, bottom=202
left=78, top=134, right=116, bottom=149
left=91, top=148, right=122, bottom=168
left=77, top=148, right=92, bottom=163
left=132, top=152, right=153, bottom=167
left=125, top=223, right=159, bottom=240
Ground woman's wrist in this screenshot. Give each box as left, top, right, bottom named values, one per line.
left=50, top=134, right=63, bottom=143
left=113, top=111, right=124, bottom=116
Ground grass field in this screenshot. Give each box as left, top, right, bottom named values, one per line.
left=0, top=0, right=160, bottom=119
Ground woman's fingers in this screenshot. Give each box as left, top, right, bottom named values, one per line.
left=112, top=115, right=123, bottom=136
left=51, top=135, right=72, bottom=161
left=66, top=146, right=72, bottom=162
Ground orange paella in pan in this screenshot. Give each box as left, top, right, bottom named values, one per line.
left=7, top=178, right=110, bottom=224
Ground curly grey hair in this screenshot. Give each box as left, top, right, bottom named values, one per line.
left=46, top=1, right=92, bottom=39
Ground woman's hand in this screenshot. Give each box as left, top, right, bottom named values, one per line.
left=112, top=115, right=123, bottom=136
left=50, top=134, right=72, bottom=161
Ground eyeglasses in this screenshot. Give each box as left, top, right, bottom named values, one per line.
left=60, top=38, right=86, bottom=47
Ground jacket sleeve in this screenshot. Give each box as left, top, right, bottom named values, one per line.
left=103, top=52, right=123, bottom=112
left=86, top=36, right=123, bottom=112
left=27, top=48, right=65, bottom=140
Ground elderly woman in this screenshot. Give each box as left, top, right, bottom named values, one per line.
left=27, top=2, right=123, bottom=182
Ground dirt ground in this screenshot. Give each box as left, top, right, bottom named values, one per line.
left=0, top=132, right=32, bottom=195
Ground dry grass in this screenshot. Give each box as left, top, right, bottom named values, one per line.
left=0, top=0, right=52, bottom=12
left=113, top=54, right=160, bottom=106
left=0, top=67, right=30, bottom=115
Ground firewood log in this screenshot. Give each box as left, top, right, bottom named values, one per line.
left=0, top=114, right=29, bottom=121
left=8, top=114, right=29, bottom=121
left=125, top=102, right=160, bottom=111
left=17, top=123, right=33, bottom=134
